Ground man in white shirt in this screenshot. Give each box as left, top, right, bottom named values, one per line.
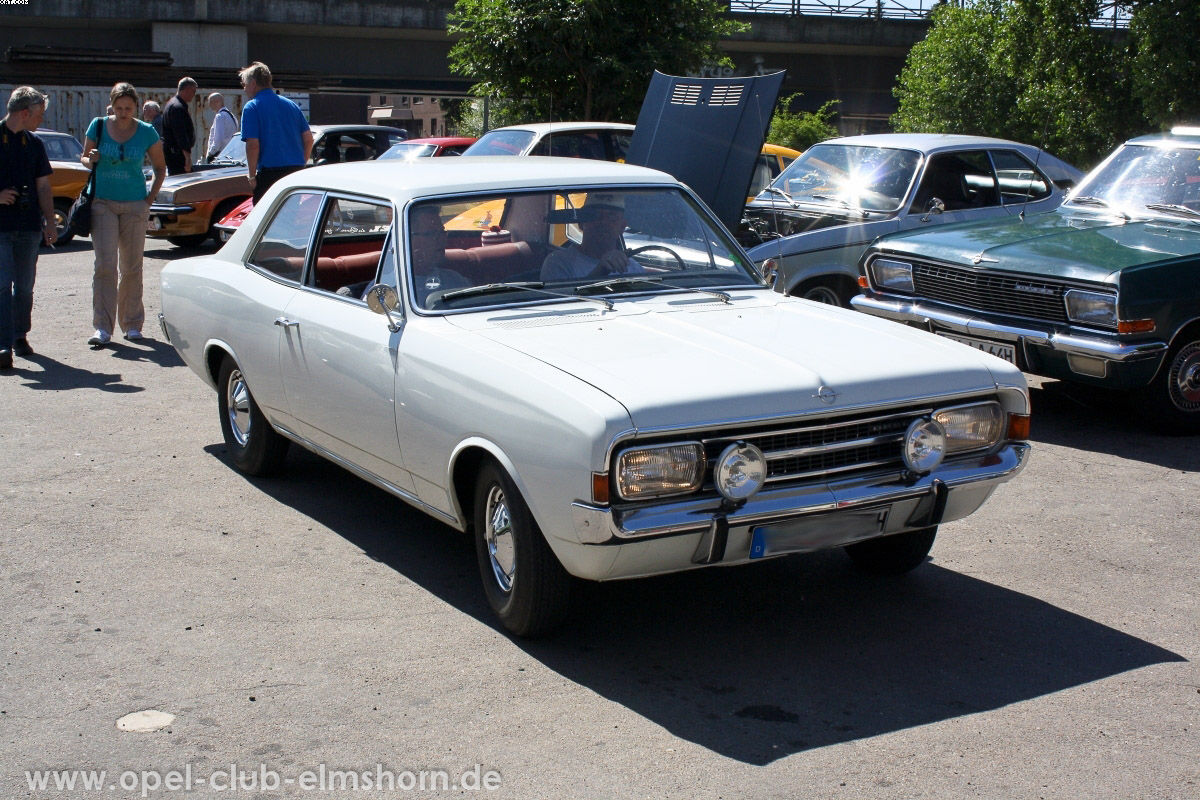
left=205, top=93, right=238, bottom=162
left=541, top=192, right=643, bottom=281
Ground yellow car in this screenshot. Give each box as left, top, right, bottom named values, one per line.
left=749, top=143, right=801, bottom=203
left=37, top=130, right=91, bottom=244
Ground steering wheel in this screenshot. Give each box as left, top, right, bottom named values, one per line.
left=628, top=245, right=686, bottom=272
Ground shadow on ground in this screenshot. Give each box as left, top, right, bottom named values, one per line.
left=1027, top=379, right=1196, bottom=471
left=8, top=352, right=143, bottom=392
left=203, top=442, right=1186, bottom=765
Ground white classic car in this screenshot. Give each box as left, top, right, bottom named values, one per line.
left=159, top=158, right=1032, bottom=636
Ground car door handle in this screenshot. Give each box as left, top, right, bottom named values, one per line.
left=274, top=317, right=300, bottom=328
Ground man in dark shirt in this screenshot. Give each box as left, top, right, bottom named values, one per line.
left=162, top=77, right=197, bottom=175
left=0, top=87, right=57, bottom=369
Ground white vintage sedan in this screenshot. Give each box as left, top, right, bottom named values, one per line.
left=159, top=157, right=1032, bottom=636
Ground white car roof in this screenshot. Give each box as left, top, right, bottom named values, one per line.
left=482, top=121, right=636, bottom=134
left=267, top=156, right=676, bottom=206
left=818, top=133, right=1045, bottom=154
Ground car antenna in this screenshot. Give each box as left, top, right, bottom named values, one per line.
left=1020, top=109, right=1056, bottom=220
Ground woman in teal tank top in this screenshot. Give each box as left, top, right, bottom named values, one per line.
left=81, top=82, right=166, bottom=346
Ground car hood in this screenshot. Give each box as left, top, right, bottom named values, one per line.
left=745, top=208, right=897, bottom=261
left=448, top=292, right=1008, bottom=429
left=875, top=210, right=1200, bottom=283
left=159, top=164, right=244, bottom=189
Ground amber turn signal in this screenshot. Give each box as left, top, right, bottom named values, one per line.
left=857, top=275, right=870, bottom=289
left=1118, top=319, right=1156, bottom=334
left=592, top=472, right=610, bottom=505
left=1006, top=413, right=1031, bottom=441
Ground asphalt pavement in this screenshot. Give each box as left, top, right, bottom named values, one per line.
left=1, top=238, right=1196, bottom=799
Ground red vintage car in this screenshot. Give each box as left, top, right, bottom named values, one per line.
left=213, top=136, right=476, bottom=241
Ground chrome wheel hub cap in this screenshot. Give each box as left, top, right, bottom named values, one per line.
left=1169, top=343, right=1200, bottom=411
left=484, top=485, right=516, bottom=593
left=226, top=369, right=252, bottom=446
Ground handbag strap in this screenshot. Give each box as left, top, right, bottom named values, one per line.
left=83, top=116, right=104, bottom=199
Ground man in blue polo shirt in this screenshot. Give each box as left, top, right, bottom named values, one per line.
left=238, top=61, right=313, bottom=204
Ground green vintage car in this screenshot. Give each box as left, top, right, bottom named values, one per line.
left=852, top=127, right=1200, bottom=434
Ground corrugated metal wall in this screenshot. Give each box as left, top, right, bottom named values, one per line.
left=2, top=84, right=246, bottom=153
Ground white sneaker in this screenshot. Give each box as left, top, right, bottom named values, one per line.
left=87, top=330, right=111, bottom=347
left=124, top=329, right=143, bottom=341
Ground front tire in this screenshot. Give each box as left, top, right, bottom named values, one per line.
left=845, top=527, right=937, bottom=575
left=473, top=462, right=570, bottom=637
left=1140, top=334, right=1200, bottom=435
left=168, top=233, right=210, bottom=248
left=217, top=357, right=289, bottom=476
left=793, top=276, right=856, bottom=308
left=52, top=198, right=75, bottom=245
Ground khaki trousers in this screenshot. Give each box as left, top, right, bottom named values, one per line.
left=91, top=198, right=148, bottom=334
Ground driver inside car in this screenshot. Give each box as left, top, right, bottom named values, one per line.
left=540, top=192, right=644, bottom=281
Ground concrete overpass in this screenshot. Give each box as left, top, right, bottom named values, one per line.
left=1, top=0, right=931, bottom=131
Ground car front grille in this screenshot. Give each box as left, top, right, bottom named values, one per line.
left=701, top=405, right=939, bottom=486
left=911, top=262, right=1068, bottom=324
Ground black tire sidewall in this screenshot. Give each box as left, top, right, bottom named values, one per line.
left=217, top=357, right=285, bottom=475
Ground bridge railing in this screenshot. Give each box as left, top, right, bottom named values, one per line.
left=727, top=0, right=1131, bottom=28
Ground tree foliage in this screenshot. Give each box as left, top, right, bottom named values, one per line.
left=1130, top=0, right=1200, bottom=126
left=892, top=0, right=1149, bottom=169
left=767, top=94, right=840, bottom=151
left=448, top=0, right=745, bottom=123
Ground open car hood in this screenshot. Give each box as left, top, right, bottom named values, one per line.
left=627, top=71, right=785, bottom=232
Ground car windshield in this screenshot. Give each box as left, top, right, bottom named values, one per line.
left=462, top=130, right=537, bottom=156
left=765, top=144, right=921, bottom=212
left=380, top=143, right=439, bottom=161
left=407, top=187, right=761, bottom=312
left=1066, top=143, right=1200, bottom=219
left=212, top=136, right=247, bottom=165
left=40, top=132, right=83, bottom=161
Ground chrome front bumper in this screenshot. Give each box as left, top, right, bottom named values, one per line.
left=571, top=443, right=1030, bottom=561
left=850, top=293, right=1167, bottom=363
left=149, top=203, right=196, bottom=216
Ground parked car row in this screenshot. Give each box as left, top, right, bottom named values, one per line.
left=850, top=126, right=1200, bottom=435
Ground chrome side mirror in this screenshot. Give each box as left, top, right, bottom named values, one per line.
left=759, top=258, right=779, bottom=290
left=366, top=284, right=403, bottom=332
left=920, top=198, right=945, bottom=223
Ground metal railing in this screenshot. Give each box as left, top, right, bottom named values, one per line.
left=727, top=0, right=1131, bottom=28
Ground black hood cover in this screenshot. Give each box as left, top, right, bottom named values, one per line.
left=626, top=70, right=785, bottom=231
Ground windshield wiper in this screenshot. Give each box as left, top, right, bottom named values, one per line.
left=1143, top=203, right=1200, bottom=221
left=576, top=275, right=733, bottom=305
left=439, top=281, right=614, bottom=310
left=1068, top=195, right=1131, bottom=220
left=762, top=186, right=799, bottom=208
left=809, top=194, right=869, bottom=219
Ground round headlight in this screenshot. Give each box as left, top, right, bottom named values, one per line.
left=714, top=442, right=767, bottom=502
left=902, top=418, right=946, bottom=474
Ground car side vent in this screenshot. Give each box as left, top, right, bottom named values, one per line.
left=708, top=85, right=744, bottom=106
left=670, top=85, right=703, bottom=105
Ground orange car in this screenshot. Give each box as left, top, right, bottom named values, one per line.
left=37, top=129, right=91, bottom=244
left=149, top=124, right=408, bottom=248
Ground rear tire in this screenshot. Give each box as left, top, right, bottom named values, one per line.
left=217, top=357, right=289, bottom=476
left=845, top=527, right=937, bottom=575
left=473, top=461, right=570, bottom=637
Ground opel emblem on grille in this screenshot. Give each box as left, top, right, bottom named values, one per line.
left=971, top=251, right=999, bottom=265
left=814, top=386, right=838, bottom=404
left=1014, top=282, right=1055, bottom=296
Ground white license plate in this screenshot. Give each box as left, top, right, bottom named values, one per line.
left=147, top=217, right=162, bottom=231
left=938, top=332, right=1016, bottom=364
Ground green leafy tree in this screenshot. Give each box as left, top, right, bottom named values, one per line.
left=1130, top=0, right=1200, bottom=126
left=448, top=0, right=745, bottom=122
left=892, top=0, right=1142, bottom=168
left=767, top=94, right=840, bottom=151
